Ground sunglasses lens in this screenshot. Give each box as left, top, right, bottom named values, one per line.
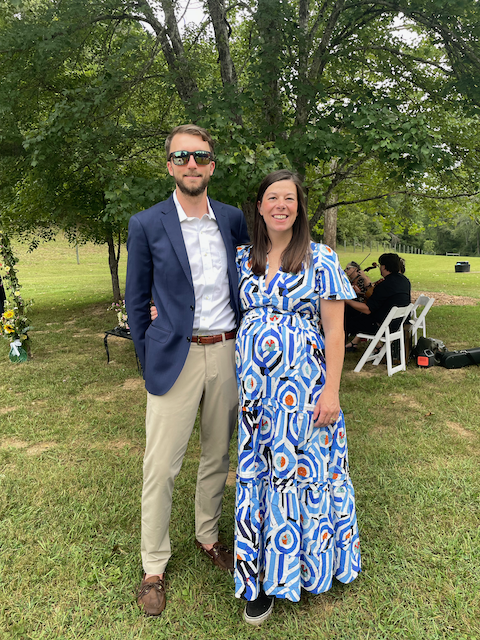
left=194, top=152, right=211, bottom=165
left=170, top=151, right=212, bottom=165
left=171, top=151, right=190, bottom=165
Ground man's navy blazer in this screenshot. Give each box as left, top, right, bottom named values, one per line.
left=125, top=194, right=250, bottom=396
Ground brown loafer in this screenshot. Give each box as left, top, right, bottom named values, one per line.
left=195, top=539, right=234, bottom=572
left=137, top=574, right=166, bottom=616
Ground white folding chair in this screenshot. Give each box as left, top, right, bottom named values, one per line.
left=409, top=295, right=435, bottom=346
left=354, top=304, right=414, bottom=376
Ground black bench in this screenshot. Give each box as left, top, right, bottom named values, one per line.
left=104, top=327, right=141, bottom=373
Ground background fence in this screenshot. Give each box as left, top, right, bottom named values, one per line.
left=336, top=239, right=430, bottom=254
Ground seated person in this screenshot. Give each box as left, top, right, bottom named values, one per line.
left=344, top=253, right=411, bottom=352
left=344, top=261, right=373, bottom=303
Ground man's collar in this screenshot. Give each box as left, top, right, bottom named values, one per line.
left=173, top=190, right=215, bottom=222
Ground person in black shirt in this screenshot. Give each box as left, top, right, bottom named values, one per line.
left=344, top=253, right=411, bottom=351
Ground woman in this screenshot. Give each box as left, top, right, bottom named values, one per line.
left=344, top=261, right=372, bottom=303
left=235, top=170, right=361, bottom=625
left=344, top=261, right=374, bottom=350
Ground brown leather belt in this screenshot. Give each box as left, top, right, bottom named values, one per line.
left=191, top=330, right=236, bottom=345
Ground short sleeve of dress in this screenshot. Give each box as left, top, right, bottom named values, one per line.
left=236, top=244, right=251, bottom=279
left=313, top=243, right=356, bottom=300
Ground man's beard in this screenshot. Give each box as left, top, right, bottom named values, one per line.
left=176, top=173, right=210, bottom=197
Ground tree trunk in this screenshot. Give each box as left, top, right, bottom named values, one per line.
left=136, top=0, right=199, bottom=106
left=323, top=192, right=338, bottom=250
left=255, top=0, right=285, bottom=139
left=242, top=201, right=256, bottom=240
left=206, top=0, right=237, bottom=87
left=323, top=157, right=339, bottom=249
left=107, top=232, right=121, bottom=302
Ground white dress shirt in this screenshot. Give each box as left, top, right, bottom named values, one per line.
left=174, top=191, right=235, bottom=335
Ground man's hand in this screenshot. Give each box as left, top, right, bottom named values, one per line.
left=150, top=304, right=158, bottom=321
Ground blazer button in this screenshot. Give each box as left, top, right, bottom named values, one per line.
left=187, top=337, right=191, bottom=342
left=190, top=305, right=194, bottom=311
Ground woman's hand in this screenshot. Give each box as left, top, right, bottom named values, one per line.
left=313, top=388, right=340, bottom=427
left=150, top=304, right=158, bottom=321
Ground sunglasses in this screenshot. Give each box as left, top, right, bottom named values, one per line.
left=168, top=150, right=214, bottom=166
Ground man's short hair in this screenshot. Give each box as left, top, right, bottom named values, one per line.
left=165, top=125, right=215, bottom=157
left=379, top=253, right=402, bottom=273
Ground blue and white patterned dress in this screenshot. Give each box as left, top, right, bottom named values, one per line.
left=234, top=242, right=361, bottom=603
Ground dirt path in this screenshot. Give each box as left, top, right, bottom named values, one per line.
left=411, top=290, right=478, bottom=306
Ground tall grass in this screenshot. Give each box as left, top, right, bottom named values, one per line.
left=0, top=237, right=479, bottom=640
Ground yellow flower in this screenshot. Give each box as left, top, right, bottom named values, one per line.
left=2, top=310, right=14, bottom=319
left=4, top=325, right=15, bottom=333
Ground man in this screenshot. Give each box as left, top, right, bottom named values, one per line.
left=125, top=124, right=249, bottom=616
left=344, top=252, right=411, bottom=350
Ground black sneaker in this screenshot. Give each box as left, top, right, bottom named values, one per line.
left=243, top=588, right=274, bottom=626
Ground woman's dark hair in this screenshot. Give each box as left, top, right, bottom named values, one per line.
left=379, top=253, right=402, bottom=274
left=250, top=170, right=311, bottom=276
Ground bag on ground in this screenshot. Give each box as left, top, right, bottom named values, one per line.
left=438, top=348, right=480, bottom=369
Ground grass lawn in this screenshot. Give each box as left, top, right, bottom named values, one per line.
left=337, top=247, right=480, bottom=300
left=1, top=237, right=479, bottom=640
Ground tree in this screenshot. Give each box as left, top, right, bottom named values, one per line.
left=2, top=0, right=480, bottom=274
left=0, top=0, right=179, bottom=299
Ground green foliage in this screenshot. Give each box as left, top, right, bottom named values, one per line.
left=0, top=0, right=181, bottom=224
left=3, top=0, right=480, bottom=257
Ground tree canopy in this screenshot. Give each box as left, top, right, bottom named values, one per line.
left=2, top=0, right=480, bottom=297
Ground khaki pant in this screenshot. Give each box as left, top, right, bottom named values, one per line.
left=141, top=339, right=237, bottom=575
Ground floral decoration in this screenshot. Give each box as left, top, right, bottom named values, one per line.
left=0, top=232, right=33, bottom=362
left=109, top=299, right=129, bottom=329
left=1, top=303, right=32, bottom=341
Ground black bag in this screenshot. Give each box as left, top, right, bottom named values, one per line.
left=412, top=337, right=447, bottom=365
left=438, top=348, right=480, bottom=369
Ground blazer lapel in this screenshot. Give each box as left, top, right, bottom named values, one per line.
left=161, top=196, right=193, bottom=287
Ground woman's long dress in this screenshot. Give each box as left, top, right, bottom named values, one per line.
left=234, top=243, right=361, bottom=603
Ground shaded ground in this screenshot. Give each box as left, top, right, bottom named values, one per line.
left=411, top=290, right=478, bottom=306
